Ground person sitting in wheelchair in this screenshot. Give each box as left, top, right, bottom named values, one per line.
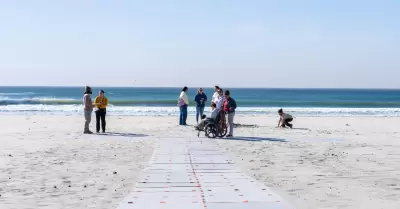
left=196, top=103, right=219, bottom=130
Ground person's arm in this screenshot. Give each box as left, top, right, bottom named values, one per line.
left=229, top=99, right=237, bottom=110
left=84, top=95, right=95, bottom=108
left=194, top=95, right=200, bottom=105
left=183, top=93, right=189, bottom=105
left=91, top=97, right=95, bottom=108
left=204, top=94, right=208, bottom=102
left=104, top=98, right=108, bottom=106
left=93, top=97, right=99, bottom=105
left=83, top=95, right=87, bottom=107
left=277, top=117, right=282, bottom=127
left=211, top=109, right=218, bottom=119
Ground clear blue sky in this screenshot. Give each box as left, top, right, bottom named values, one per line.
left=0, top=0, right=399, bottom=88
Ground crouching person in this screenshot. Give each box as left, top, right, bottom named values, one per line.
left=277, top=108, right=293, bottom=128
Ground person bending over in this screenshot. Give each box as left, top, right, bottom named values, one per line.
left=277, top=109, right=293, bottom=128
left=197, top=103, right=219, bottom=130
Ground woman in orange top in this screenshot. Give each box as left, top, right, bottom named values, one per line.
left=94, top=90, right=108, bottom=133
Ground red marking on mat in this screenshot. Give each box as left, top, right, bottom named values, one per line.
left=188, top=151, right=208, bottom=209
left=243, top=200, right=249, bottom=203
left=160, top=201, right=166, bottom=204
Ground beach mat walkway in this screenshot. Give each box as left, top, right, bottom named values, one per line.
left=117, top=138, right=295, bottom=209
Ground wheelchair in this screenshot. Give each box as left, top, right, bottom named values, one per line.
left=196, top=110, right=228, bottom=138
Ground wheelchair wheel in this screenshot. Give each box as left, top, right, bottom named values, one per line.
left=217, top=120, right=228, bottom=138
left=205, top=125, right=217, bottom=138
left=217, top=124, right=228, bottom=138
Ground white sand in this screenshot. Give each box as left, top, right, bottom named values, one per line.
left=0, top=115, right=399, bottom=209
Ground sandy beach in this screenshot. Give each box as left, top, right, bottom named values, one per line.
left=0, top=115, right=399, bottom=209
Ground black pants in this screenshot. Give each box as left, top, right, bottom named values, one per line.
left=95, top=109, right=106, bottom=132
left=282, top=118, right=293, bottom=128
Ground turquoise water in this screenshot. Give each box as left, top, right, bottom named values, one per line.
left=0, top=86, right=399, bottom=116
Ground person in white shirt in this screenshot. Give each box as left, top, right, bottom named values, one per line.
left=178, top=86, right=189, bottom=125
left=277, top=108, right=293, bottom=128
left=215, top=89, right=225, bottom=110
left=211, top=86, right=220, bottom=104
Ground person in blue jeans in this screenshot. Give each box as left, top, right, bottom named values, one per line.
left=194, top=88, right=207, bottom=124
left=178, top=86, right=189, bottom=125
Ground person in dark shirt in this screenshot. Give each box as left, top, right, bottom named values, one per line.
left=194, top=88, right=208, bottom=124
left=223, top=90, right=237, bottom=137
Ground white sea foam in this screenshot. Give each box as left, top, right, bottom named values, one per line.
left=0, top=105, right=399, bottom=116
left=0, top=92, right=36, bottom=96
left=0, top=97, right=77, bottom=105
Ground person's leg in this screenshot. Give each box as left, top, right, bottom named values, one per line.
left=183, top=106, right=188, bottom=125
left=179, top=107, right=183, bottom=125
left=284, top=118, right=293, bottom=128
left=227, top=112, right=235, bottom=136
left=95, top=111, right=101, bottom=132
left=198, top=119, right=206, bottom=130
left=200, top=106, right=205, bottom=120
left=84, top=111, right=92, bottom=133
left=101, top=110, right=106, bottom=132
left=196, top=106, right=200, bottom=123
left=281, top=120, right=286, bottom=128
left=220, top=111, right=226, bottom=128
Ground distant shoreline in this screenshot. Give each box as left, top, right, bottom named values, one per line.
left=1, top=85, right=400, bottom=90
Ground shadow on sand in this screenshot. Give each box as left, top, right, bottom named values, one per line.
left=234, top=123, right=259, bottom=128
left=98, top=132, right=148, bottom=137
left=291, top=127, right=310, bottom=131
left=220, top=136, right=288, bottom=142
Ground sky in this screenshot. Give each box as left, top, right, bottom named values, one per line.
left=0, top=0, right=399, bottom=88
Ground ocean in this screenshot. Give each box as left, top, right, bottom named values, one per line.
left=0, top=86, right=400, bottom=116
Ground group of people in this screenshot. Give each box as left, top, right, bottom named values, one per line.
left=178, top=86, right=237, bottom=137
left=83, top=86, right=109, bottom=134
left=81, top=86, right=293, bottom=135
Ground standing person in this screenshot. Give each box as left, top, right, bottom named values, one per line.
left=211, top=86, right=220, bottom=104
left=83, top=86, right=94, bottom=134
left=277, top=109, right=293, bottom=128
left=215, top=88, right=225, bottom=110
left=178, top=86, right=189, bottom=125
left=94, top=90, right=108, bottom=133
left=215, top=89, right=226, bottom=131
left=194, top=88, right=207, bottom=124
left=223, top=90, right=237, bottom=137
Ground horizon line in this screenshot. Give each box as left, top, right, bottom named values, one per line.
left=0, top=85, right=400, bottom=90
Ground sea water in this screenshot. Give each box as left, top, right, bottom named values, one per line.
left=0, top=86, right=399, bottom=116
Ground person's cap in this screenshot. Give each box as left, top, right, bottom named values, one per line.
left=215, top=86, right=220, bottom=89
left=278, top=108, right=283, bottom=113
left=100, top=89, right=105, bottom=93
